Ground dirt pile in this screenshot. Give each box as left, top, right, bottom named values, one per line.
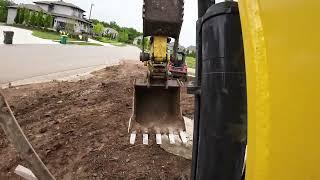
left=0, top=61, right=194, bottom=179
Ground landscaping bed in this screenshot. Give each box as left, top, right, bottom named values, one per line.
left=94, top=37, right=126, bottom=47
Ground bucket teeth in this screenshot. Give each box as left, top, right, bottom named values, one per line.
left=169, top=134, right=175, bottom=144
left=179, top=131, right=188, bottom=144
left=143, top=134, right=149, bottom=145
left=130, top=132, right=137, bottom=145
left=156, top=134, right=162, bottom=144
left=129, top=132, right=188, bottom=145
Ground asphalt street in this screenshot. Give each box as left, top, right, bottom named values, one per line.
left=0, top=44, right=140, bottom=84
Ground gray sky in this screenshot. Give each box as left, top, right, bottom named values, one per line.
left=14, top=0, right=198, bottom=47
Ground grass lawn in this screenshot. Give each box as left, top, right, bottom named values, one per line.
left=96, top=37, right=126, bottom=47
left=68, top=42, right=103, bottom=46
left=186, top=56, right=196, bottom=69
left=32, top=30, right=80, bottom=41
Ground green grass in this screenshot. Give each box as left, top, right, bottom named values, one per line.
left=32, top=30, right=80, bottom=41
left=67, top=42, right=103, bottom=46
left=186, top=56, right=196, bottom=69
left=96, top=37, right=126, bottom=47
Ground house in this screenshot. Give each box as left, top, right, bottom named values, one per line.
left=133, top=35, right=143, bottom=45
left=186, top=45, right=196, bottom=54
left=103, top=27, right=118, bottom=39
left=6, top=0, right=92, bottom=34
left=6, top=4, right=44, bottom=24
left=168, top=42, right=185, bottom=53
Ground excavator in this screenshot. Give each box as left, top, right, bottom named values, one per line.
left=168, top=49, right=188, bottom=81
left=1, top=0, right=320, bottom=179
left=128, top=0, right=186, bottom=145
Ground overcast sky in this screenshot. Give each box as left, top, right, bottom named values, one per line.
left=14, top=0, right=198, bottom=47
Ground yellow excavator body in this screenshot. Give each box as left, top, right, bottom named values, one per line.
left=239, top=0, right=320, bottom=179
left=151, top=36, right=168, bottom=62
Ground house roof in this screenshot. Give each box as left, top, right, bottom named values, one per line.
left=168, top=42, right=185, bottom=51
left=8, top=4, right=45, bottom=12
left=51, top=12, right=92, bottom=24
left=187, top=45, right=196, bottom=52
left=104, top=27, right=119, bottom=35
left=34, top=0, right=85, bottom=12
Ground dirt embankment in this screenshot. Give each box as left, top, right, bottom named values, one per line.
left=0, top=61, right=194, bottom=179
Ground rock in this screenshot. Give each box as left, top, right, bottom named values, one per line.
left=14, top=165, right=37, bottom=180
left=39, top=127, right=47, bottom=134
left=53, top=143, right=63, bottom=150
left=110, top=156, right=119, bottom=161
left=125, top=158, right=130, bottom=163
left=57, top=100, right=63, bottom=104
left=44, top=113, right=51, bottom=117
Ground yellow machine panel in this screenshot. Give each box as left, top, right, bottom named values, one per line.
left=239, top=0, right=320, bottom=179
left=152, top=36, right=168, bottom=62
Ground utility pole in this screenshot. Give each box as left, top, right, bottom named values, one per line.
left=89, top=3, right=94, bottom=20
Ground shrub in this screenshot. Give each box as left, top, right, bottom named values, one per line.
left=14, top=7, right=20, bottom=23
left=30, top=11, right=37, bottom=26
left=23, top=9, right=30, bottom=25
left=118, top=30, right=128, bottom=43
left=0, top=0, right=15, bottom=22
left=0, top=6, right=7, bottom=22
left=18, top=7, right=25, bottom=24
left=44, top=14, right=53, bottom=29
left=93, top=23, right=104, bottom=37
left=65, top=20, right=75, bottom=35
left=36, top=10, right=44, bottom=27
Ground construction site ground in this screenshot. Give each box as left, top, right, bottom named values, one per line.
left=0, top=61, right=194, bottom=179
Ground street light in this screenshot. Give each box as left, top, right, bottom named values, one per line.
left=89, top=3, right=94, bottom=20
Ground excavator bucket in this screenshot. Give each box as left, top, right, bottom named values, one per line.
left=129, top=79, right=185, bottom=142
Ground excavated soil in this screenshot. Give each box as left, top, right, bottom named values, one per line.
left=0, top=61, right=194, bottom=180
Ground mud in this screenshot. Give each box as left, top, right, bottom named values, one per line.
left=0, top=61, right=194, bottom=179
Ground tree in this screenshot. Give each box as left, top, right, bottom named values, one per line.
left=90, top=18, right=99, bottom=25
left=109, top=21, right=120, bottom=31
left=124, top=27, right=142, bottom=44
left=30, top=11, right=37, bottom=26
left=118, top=30, right=129, bottom=43
left=93, top=23, right=104, bottom=36
left=188, top=50, right=196, bottom=58
left=85, top=18, right=142, bottom=44
left=24, top=9, right=30, bottom=25
left=18, top=7, right=26, bottom=24
left=137, top=38, right=142, bottom=46
left=36, top=10, right=44, bottom=27
left=44, top=14, right=53, bottom=29
left=65, top=20, right=75, bottom=35
left=143, top=37, right=150, bottom=50
left=0, top=0, right=15, bottom=22
left=14, top=7, right=20, bottom=23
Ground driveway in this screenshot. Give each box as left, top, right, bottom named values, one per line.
left=0, top=25, right=58, bottom=44
left=0, top=44, right=140, bottom=85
